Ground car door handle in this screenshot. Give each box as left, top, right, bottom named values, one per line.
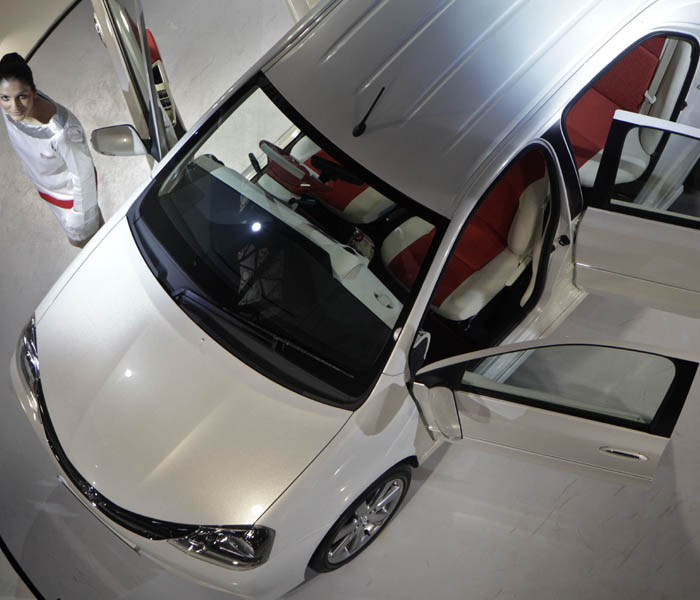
left=599, top=447, right=648, bottom=461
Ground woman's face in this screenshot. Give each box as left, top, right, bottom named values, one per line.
left=0, top=78, right=36, bottom=122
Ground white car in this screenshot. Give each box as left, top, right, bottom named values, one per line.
left=10, top=0, right=700, bottom=598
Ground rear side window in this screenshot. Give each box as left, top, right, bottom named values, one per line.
left=564, top=34, right=696, bottom=191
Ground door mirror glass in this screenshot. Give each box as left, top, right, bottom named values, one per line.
left=412, top=383, right=460, bottom=440
left=91, top=124, right=148, bottom=156
left=461, top=345, right=676, bottom=425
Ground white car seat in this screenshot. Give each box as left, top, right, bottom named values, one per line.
left=258, top=137, right=395, bottom=223
left=381, top=149, right=549, bottom=321
left=567, top=35, right=692, bottom=187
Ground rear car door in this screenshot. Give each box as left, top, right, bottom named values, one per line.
left=412, top=337, right=698, bottom=487
left=575, top=111, right=700, bottom=318
left=90, top=0, right=185, bottom=160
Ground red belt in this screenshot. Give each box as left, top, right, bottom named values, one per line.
left=37, top=168, right=97, bottom=210
left=38, top=191, right=73, bottom=209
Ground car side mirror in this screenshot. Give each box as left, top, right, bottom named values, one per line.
left=91, top=124, right=149, bottom=156
left=409, top=330, right=431, bottom=376
left=411, top=382, right=461, bottom=440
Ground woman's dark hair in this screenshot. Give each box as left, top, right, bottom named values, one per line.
left=0, top=53, right=35, bottom=89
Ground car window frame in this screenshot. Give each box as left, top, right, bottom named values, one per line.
left=126, top=72, right=450, bottom=409
left=590, top=112, right=700, bottom=230
left=417, top=342, right=697, bottom=438
left=560, top=30, right=700, bottom=218
left=413, top=139, right=563, bottom=362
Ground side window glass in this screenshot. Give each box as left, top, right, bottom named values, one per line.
left=565, top=35, right=695, bottom=189
left=420, top=147, right=553, bottom=362
left=606, top=125, right=700, bottom=221
left=462, top=345, right=676, bottom=426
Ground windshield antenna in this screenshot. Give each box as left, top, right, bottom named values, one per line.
left=353, top=86, right=386, bottom=137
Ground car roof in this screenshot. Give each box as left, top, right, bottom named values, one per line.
left=265, top=0, right=659, bottom=218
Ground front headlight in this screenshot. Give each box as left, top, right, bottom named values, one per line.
left=16, top=315, right=42, bottom=420
left=169, top=525, right=274, bottom=569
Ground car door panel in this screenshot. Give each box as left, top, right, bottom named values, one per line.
left=575, top=111, right=700, bottom=317
left=90, top=0, right=183, bottom=160
left=413, top=339, right=697, bottom=487
left=454, top=391, right=667, bottom=484
left=576, top=207, right=700, bottom=318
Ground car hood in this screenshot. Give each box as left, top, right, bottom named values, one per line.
left=35, top=217, right=350, bottom=526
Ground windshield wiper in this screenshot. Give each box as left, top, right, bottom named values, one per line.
left=171, top=288, right=353, bottom=378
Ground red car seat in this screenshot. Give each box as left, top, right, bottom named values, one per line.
left=566, top=36, right=691, bottom=186
left=258, top=137, right=395, bottom=223
left=381, top=149, right=548, bottom=321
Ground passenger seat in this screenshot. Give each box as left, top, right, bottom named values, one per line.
left=258, top=137, right=395, bottom=223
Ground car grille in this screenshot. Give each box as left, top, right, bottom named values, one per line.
left=36, top=379, right=197, bottom=540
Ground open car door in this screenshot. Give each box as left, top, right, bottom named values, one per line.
left=576, top=110, right=700, bottom=318
left=412, top=337, right=698, bottom=487
left=90, top=0, right=185, bottom=160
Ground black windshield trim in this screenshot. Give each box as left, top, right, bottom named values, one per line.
left=127, top=73, right=446, bottom=409
left=35, top=377, right=198, bottom=540
left=258, top=75, right=447, bottom=227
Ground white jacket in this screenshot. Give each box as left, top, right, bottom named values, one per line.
left=4, top=92, right=98, bottom=240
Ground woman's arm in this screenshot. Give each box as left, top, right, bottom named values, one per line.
left=55, top=118, right=98, bottom=217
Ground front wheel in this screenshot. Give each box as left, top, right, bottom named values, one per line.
left=309, top=463, right=411, bottom=572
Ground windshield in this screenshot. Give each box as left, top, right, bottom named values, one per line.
left=129, top=78, right=441, bottom=406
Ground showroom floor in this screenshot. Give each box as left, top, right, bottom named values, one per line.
left=2, top=2, right=700, bottom=600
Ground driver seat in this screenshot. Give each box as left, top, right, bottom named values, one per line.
left=381, top=149, right=549, bottom=321
left=258, top=137, right=395, bottom=223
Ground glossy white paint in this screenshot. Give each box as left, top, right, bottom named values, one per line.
left=576, top=208, right=700, bottom=318
left=34, top=174, right=151, bottom=322
left=253, top=374, right=432, bottom=596
left=35, top=217, right=350, bottom=525
left=9, top=0, right=700, bottom=598
left=265, top=0, right=658, bottom=218
left=412, top=384, right=461, bottom=441
left=453, top=391, right=666, bottom=486
left=412, top=334, right=699, bottom=486
left=9, top=365, right=430, bottom=599
left=90, top=0, right=152, bottom=144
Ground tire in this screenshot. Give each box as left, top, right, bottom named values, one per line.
left=309, top=463, right=411, bottom=573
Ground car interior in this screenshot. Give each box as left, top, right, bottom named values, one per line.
left=251, top=135, right=555, bottom=364
left=165, top=32, right=695, bottom=380
left=565, top=34, right=694, bottom=195
left=236, top=34, right=697, bottom=372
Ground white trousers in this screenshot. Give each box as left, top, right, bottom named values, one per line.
left=44, top=198, right=101, bottom=244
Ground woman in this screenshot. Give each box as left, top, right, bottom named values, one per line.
left=0, top=52, right=102, bottom=247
